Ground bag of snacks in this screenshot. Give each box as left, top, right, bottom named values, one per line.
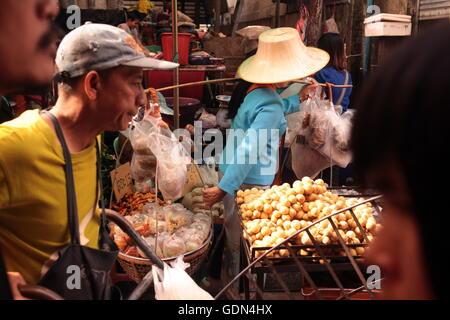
left=130, top=115, right=158, bottom=192
left=162, top=204, right=193, bottom=230
left=175, top=227, right=205, bottom=252
left=147, top=124, right=191, bottom=201
left=137, top=235, right=164, bottom=258
left=162, top=234, right=187, bottom=258
left=189, top=222, right=210, bottom=240
left=124, top=214, right=151, bottom=237
left=288, top=93, right=353, bottom=174
left=192, top=213, right=212, bottom=226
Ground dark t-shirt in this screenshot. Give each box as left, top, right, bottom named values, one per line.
left=314, top=67, right=353, bottom=112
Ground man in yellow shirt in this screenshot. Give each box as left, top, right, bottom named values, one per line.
left=0, top=23, right=178, bottom=287
left=0, top=0, right=59, bottom=300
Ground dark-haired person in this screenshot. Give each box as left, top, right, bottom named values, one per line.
left=315, top=32, right=354, bottom=186
left=351, top=22, right=450, bottom=299
left=118, top=10, right=152, bottom=57
left=202, top=28, right=328, bottom=291
left=315, top=33, right=352, bottom=112
left=0, top=0, right=59, bottom=300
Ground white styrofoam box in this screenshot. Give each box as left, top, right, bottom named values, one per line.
left=364, top=13, right=412, bottom=24
left=365, top=21, right=412, bottom=37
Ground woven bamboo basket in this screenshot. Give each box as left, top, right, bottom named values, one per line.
left=117, top=228, right=213, bottom=283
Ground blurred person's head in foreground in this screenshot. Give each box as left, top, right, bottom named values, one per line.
left=54, top=23, right=177, bottom=131
left=351, top=22, right=450, bottom=300
left=0, top=0, right=59, bottom=95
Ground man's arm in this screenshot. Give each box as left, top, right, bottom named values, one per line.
left=6, top=272, right=29, bottom=300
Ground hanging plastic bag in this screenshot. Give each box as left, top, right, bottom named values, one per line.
left=130, top=89, right=192, bottom=201
left=152, top=256, right=214, bottom=300
left=147, top=122, right=192, bottom=201
left=288, top=92, right=353, bottom=178
left=129, top=110, right=159, bottom=192
left=196, top=108, right=217, bottom=129
left=290, top=136, right=331, bottom=179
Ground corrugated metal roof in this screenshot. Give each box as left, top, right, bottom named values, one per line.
left=419, top=0, right=450, bottom=20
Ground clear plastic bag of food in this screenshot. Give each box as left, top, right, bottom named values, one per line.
left=142, top=203, right=165, bottom=220
left=124, top=214, right=151, bottom=237
left=137, top=235, right=164, bottom=258
left=192, top=213, right=212, bottom=226
left=131, top=154, right=156, bottom=193
left=162, top=234, right=187, bottom=258
left=175, top=227, right=205, bottom=252
left=110, top=224, right=129, bottom=251
left=314, top=106, right=352, bottom=168
left=188, top=221, right=211, bottom=240
left=141, top=203, right=170, bottom=234
left=333, top=110, right=355, bottom=154
left=289, top=93, right=353, bottom=171
left=197, top=157, right=219, bottom=187
left=196, top=108, right=217, bottom=129
left=162, top=204, right=193, bottom=230
left=143, top=116, right=191, bottom=202
left=130, top=116, right=159, bottom=190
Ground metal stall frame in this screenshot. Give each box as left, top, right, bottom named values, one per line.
left=215, top=195, right=384, bottom=300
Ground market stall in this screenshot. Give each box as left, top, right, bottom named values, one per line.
left=218, top=178, right=383, bottom=300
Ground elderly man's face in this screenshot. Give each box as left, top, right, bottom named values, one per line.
left=0, top=0, right=58, bottom=94
left=96, top=66, right=147, bottom=131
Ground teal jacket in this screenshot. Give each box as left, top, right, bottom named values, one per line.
left=218, top=88, right=300, bottom=196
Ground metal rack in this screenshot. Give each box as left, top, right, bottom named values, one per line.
left=215, top=195, right=383, bottom=300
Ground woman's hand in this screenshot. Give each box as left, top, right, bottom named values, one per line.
left=202, top=187, right=226, bottom=207
left=300, top=79, right=320, bottom=101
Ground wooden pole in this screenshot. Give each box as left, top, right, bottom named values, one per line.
left=149, top=77, right=352, bottom=94
left=214, top=0, right=221, bottom=32
left=195, top=0, right=201, bottom=27
left=232, top=0, right=245, bottom=36
left=306, top=0, right=324, bottom=46
left=275, top=0, right=281, bottom=28
left=153, top=77, right=239, bottom=93
left=172, top=0, right=180, bottom=129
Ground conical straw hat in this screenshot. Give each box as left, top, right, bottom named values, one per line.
left=237, top=27, right=330, bottom=84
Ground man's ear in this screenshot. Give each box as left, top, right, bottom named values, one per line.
left=84, top=71, right=101, bottom=100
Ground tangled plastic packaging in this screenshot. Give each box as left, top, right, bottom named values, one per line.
left=286, top=92, right=354, bottom=179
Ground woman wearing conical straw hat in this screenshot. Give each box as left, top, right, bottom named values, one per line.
left=203, top=27, right=329, bottom=291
